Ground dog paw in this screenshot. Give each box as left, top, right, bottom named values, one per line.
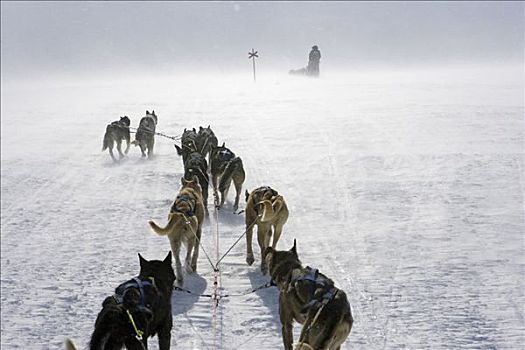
left=246, top=255, right=254, bottom=266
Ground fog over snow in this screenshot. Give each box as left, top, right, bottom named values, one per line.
left=1, top=1, right=524, bottom=350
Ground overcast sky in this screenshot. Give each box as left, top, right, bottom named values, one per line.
left=1, top=1, right=523, bottom=79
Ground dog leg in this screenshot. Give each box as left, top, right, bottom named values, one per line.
left=170, top=239, right=184, bottom=285
left=212, top=173, right=218, bottom=196
left=272, top=223, right=285, bottom=249
left=202, top=176, right=209, bottom=208
left=108, top=147, right=118, bottom=163
left=124, top=135, right=130, bottom=154
left=219, top=180, right=230, bottom=209
left=116, top=140, right=125, bottom=159
left=233, top=178, right=243, bottom=212
left=246, top=223, right=255, bottom=266
left=185, top=236, right=195, bottom=274
left=147, top=139, right=154, bottom=159
left=157, top=324, right=172, bottom=350
left=259, top=226, right=271, bottom=274
left=279, top=305, right=295, bottom=350
left=191, top=224, right=202, bottom=272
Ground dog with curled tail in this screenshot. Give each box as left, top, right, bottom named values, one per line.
left=244, top=186, right=289, bottom=274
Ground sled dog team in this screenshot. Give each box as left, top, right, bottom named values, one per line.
left=66, top=112, right=353, bottom=349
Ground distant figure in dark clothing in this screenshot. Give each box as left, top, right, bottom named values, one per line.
left=307, top=45, right=321, bottom=77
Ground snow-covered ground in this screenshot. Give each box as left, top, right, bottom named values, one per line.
left=1, top=66, right=524, bottom=349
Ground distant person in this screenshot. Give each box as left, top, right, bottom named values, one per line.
left=307, top=45, right=321, bottom=77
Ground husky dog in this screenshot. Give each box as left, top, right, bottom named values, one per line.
left=245, top=186, right=289, bottom=274
left=196, top=125, right=218, bottom=159
left=178, top=151, right=209, bottom=209
left=210, top=143, right=245, bottom=211
left=65, top=252, right=175, bottom=350
left=149, top=176, right=205, bottom=285
left=174, top=128, right=199, bottom=164
left=133, top=110, right=158, bottom=159
left=265, top=241, right=353, bottom=350
left=102, top=116, right=131, bottom=162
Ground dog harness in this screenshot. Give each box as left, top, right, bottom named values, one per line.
left=112, top=277, right=154, bottom=345
left=291, top=266, right=337, bottom=313
left=171, top=194, right=196, bottom=217
left=252, top=186, right=279, bottom=214
left=219, top=149, right=235, bottom=162
left=113, top=277, right=154, bottom=311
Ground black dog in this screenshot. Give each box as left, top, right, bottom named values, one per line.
left=182, top=151, right=209, bottom=209
left=174, top=128, right=199, bottom=164
left=133, top=110, right=158, bottom=159
left=102, top=116, right=131, bottom=162
left=210, top=143, right=245, bottom=211
left=66, top=252, right=175, bottom=350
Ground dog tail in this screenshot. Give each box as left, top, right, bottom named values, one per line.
left=219, top=157, right=243, bottom=192
left=259, top=196, right=285, bottom=222
left=102, top=125, right=112, bottom=151
left=149, top=213, right=181, bottom=236
left=64, top=338, right=76, bottom=350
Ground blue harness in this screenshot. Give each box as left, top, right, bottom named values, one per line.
left=171, top=195, right=195, bottom=217
left=113, top=277, right=154, bottom=313
left=292, top=266, right=337, bottom=312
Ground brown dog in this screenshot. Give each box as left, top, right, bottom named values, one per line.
left=149, top=176, right=204, bottom=285
left=244, top=186, right=289, bottom=274
left=265, top=241, right=353, bottom=350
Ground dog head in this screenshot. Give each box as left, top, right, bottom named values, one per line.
left=119, top=116, right=131, bottom=126
left=265, top=239, right=301, bottom=287
left=138, top=252, right=175, bottom=292
left=177, top=129, right=199, bottom=156
left=198, top=125, right=215, bottom=138
left=197, top=126, right=218, bottom=153
left=145, top=110, right=158, bottom=124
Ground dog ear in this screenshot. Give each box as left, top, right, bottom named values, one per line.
left=208, top=125, right=210, bottom=129
left=290, top=239, right=297, bottom=256
left=174, top=144, right=183, bottom=155
left=138, top=253, right=147, bottom=268
left=181, top=177, right=188, bottom=185
left=152, top=110, right=155, bottom=115
left=221, top=142, right=225, bottom=148
left=245, top=190, right=250, bottom=202
left=146, top=110, right=150, bottom=114
left=199, top=126, right=203, bottom=131
left=193, top=127, right=196, bottom=132
left=163, top=251, right=172, bottom=264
